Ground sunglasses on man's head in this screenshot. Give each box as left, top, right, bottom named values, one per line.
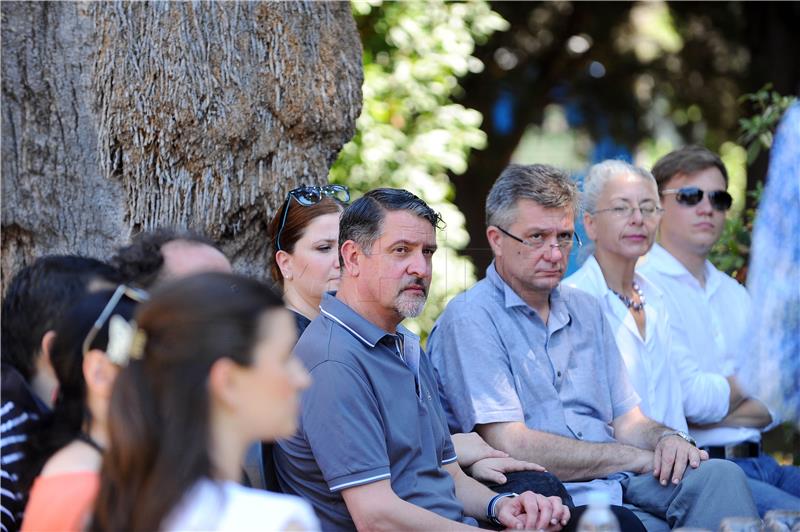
left=274, top=184, right=350, bottom=251
left=661, top=187, right=733, bottom=212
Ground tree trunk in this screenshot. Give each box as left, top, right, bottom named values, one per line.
left=1, top=1, right=363, bottom=291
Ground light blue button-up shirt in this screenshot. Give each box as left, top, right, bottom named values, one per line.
left=428, top=262, right=641, bottom=505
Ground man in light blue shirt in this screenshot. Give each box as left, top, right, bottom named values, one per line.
left=428, top=164, right=758, bottom=530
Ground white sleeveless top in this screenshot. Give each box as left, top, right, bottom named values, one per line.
left=163, top=478, right=320, bottom=531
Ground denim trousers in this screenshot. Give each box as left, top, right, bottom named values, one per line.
left=732, top=454, right=800, bottom=515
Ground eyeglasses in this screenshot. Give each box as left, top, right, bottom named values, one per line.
left=592, top=204, right=664, bottom=219
left=661, top=187, right=732, bottom=212
left=81, top=285, right=149, bottom=356
left=496, top=226, right=582, bottom=250
left=274, top=184, right=350, bottom=251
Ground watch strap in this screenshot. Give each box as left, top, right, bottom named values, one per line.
left=487, top=492, right=518, bottom=525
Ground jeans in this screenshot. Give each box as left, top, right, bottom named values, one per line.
left=732, top=455, right=800, bottom=515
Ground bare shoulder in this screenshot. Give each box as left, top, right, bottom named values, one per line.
left=39, top=439, right=101, bottom=476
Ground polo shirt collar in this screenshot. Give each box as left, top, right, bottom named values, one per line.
left=319, top=292, right=414, bottom=348
left=486, top=261, right=570, bottom=330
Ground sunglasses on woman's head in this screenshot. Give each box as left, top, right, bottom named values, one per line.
left=81, top=285, right=150, bottom=356
left=661, top=187, right=733, bottom=212
left=274, top=184, right=350, bottom=251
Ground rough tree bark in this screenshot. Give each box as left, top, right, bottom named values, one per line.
left=1, top=1, right=363, bottom=291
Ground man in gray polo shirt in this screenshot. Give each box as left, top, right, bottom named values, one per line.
left=274, top=188, right=570, bottom=531
left=427, top=165, right=758, bottom=531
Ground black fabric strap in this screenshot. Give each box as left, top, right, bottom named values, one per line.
left=76, top=432, right=104, bottom=453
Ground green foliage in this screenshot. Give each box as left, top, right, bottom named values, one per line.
left=709, top=184, right=761, bottom=282
left=738, top=84, right=797, bottom=164
left=710, top=85, right=794, bottom=280
left=330, top=1, right=508, bottom=340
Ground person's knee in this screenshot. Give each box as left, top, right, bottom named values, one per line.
left=687, top=458, right=748, bottom=489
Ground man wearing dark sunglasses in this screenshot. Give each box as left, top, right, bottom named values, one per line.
left=641, top=146, right=800, bottom=514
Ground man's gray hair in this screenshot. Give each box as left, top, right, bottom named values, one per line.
left=486, top=164, right=579, bottom=228
left=583, top=160, right=657, bottom=214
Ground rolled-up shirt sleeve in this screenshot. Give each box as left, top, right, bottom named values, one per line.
left=302, top=360, right=391, bottom=492
left=670, top=314, right=731, bottom=424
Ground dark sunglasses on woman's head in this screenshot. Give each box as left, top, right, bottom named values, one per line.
left=81, top=285, right=150, bottom=356
left=274, top=184, right=350, bottom=251
left=661, top=187, right=733, bottom=212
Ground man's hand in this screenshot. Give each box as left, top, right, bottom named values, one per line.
left=468, top=457, right=546, bottom=485
left=452, top=432, right=508, bottom=468
left=652, top=435, right=709, bottom=486
left=495, top=492, right=570, bottom=531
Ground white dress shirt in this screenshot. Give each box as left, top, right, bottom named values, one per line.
left=564, top=255, right=688, bottom=432
left=639, top=243, right=767, bottom=447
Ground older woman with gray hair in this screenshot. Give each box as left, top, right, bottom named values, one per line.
left=564, top=160, right=688, bottom=433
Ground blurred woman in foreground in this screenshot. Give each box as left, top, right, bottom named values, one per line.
left=90, top=273, right=317, bottom=531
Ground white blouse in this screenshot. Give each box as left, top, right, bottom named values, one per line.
left=564, top=255, right=689, bottom=433
left=164, top=478, right=320, bottom=531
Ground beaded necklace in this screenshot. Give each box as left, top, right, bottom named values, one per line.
left=611, top=281, right=646, bottom=311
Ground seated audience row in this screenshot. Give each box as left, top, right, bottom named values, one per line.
left=1, top=145, right=796, bottom=532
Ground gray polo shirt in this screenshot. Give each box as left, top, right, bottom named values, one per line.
left=275, top=293, right=472, bottom=531
left=427, top=262, right=640, bottom=505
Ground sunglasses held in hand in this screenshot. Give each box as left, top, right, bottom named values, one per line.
left=661, top=187, right=733, bottom=212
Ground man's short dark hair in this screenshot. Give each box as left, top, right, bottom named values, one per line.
left=338, top=188, right=442, bottom=268
left=1, top=255, right=122, bottom=382
left=111, top=228, right=217, bottom=289
left=651, top=145, right=729, bottom=192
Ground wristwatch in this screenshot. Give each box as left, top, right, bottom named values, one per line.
left=659, top=430, right=697, bottom=447
left=487, top=492, right=518, bottom=525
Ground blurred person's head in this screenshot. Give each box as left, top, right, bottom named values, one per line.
left=1, top=256, right=122, bottom=406
left=267, top=185, right=348, bottom=319
left=485, top=164, right=580, bottom=301
left=337, top=188, right=441, bottom=332
left=22, top=287, right=144, bottom=492
left=91, top=273, right=309, bottom=532
left=111, top=228, right=231, bottom=289
left=582, top=160, right=662, bottom=263
left=651, top=146, right=732, bottom=262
